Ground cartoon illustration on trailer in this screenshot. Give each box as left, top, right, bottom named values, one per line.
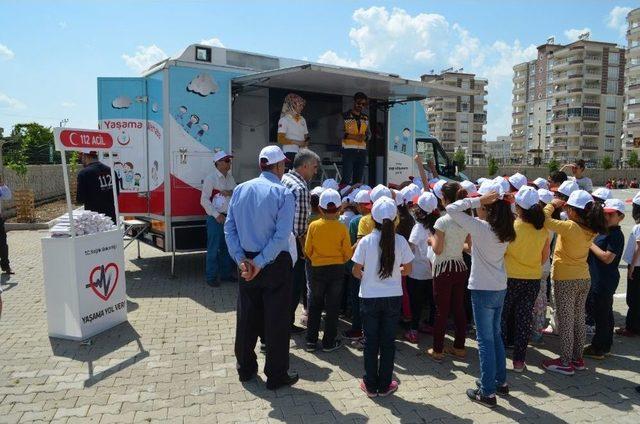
left=134, top=173, right=142, bottom=191
left=116, top=131, right=130, bottom=146
left=184, top=114, right=199, bottom=133
left=393, top=136, right=399, bottom=151
left=112, top=96, right=131, bottom=109
left=401, top=128, right=411, bottom=154
left=195, top=123, right=209, bottom=142
left=186, top=73, right=219, bottom=96
left=151, top=160, right=159, bottom=186
left=123, top=162, right=134, bottom=190
left=113, top=162, right=124, bottom=190
left=176, top=105, right=188, bottom=126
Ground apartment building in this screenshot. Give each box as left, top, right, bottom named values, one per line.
left=623, top=7, right=640, bottom=162
left=421, top=71, right=487, bottom=164
left=512, top=37, right=625, bottom=166
left=484, top=136, right=512, bottom=165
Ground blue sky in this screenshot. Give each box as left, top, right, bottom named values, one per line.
left=0, top=0, right=637, bottom=139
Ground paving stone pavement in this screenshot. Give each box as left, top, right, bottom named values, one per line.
left=1, top=222, right=640, bottom=423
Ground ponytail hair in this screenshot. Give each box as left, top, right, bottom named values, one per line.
left=375, top=219, right=396, bottom=279
left=440, top=182, right=462, bottom=205
left=571, top=202, right=607, bottom=234
left=633, top=203, right=640, bottom=224
left=518, top=204, right=545, bottom=230
left=415, top=208, right=439, bottom=233
left=486, top=199, right=516, bottom=242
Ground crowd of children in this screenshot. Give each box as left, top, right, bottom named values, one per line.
left=295, top=167, right=640, bottom=407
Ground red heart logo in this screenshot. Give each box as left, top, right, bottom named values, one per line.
left=89, top=263, right=119, bottom=301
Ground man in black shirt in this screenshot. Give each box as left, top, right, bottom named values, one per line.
left=76, top=152, right=117, bottom=224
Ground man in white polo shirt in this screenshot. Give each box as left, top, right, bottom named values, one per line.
left=277, top=93, right=309, bottom=165
left=200, top=150, right=236, bottom=287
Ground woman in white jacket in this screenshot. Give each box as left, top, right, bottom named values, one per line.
left=445, top=180, right=516, bottom=408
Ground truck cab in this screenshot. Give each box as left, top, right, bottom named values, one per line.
left=416, top=136, right=467, bottom=182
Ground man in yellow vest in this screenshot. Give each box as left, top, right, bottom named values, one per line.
left=340, top=92, right=370, bottom=185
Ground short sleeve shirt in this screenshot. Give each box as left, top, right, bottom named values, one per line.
left=352, top=230, right=414, bottom=298
left=408, top=223, right=433, bottom=280
left=432, top=214, right=468, bottom=271
left=278, top=115, right=308, bottom=154
left=588, top=226, right=625, bottom=295
left=570, top=176, right=593, bottom=192
left=623, top=224, right=640, bottom=266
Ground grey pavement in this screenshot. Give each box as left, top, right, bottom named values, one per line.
left=1, top=189, right=640, bottom=423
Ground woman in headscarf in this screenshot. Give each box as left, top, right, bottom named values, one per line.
left=278, top=93, right=309, bottom=165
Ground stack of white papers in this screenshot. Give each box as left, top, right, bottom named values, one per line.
left=49, top=210, right=117, bottom=237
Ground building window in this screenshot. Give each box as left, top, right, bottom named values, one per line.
left=546, top=99, right=553, bottom=110
left=605, top=123, right=615, bottom=136
left=606, top=109, right=616, bottom=122
left=461, top=81, right=470, bottom=90
left=460, top=133, right=469, bottom=143
left=529, top=66, right=535, bottom=76
left=609, top=52, right=620, bottom=65
left=460, top=122, right=469, bottom=132
left=583, top=108, right=599, bottom=119
left=605, top=137, right=614, bottom=150
left=607, top=80, right=618, bottom=94
left=606, top=95, right=616, bottom=108
left=461, top=103, right=469, bottom=112
left=608, top=67, right=619, bottom=79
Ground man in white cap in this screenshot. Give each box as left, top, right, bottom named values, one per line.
left=201, top=150, right=237, bottom=287
left=225, top=145, right=298, bottom=390
left=281, top=148, right=321, bottom=334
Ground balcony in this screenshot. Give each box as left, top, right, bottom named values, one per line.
left=584, top=84, right=601, bottom=94
left=582, top=101, right=600, bottom=108
left=581, top=142, right=599, bottom=150
left=568, top=87, right=583, bottom=93
left=583, top=115, right=600, bottom=122
left=628, top=83, right=640, bottom=92
left=584, top=56, right=602, bottom=66
left=553, top=102, right=569, bottom=111
left=628, top=63, right=640, bottom=76
left=629, top=102, right=640, bottom=110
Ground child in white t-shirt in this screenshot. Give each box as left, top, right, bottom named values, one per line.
left=352, top=197, right=414, bottom=398
left=618, top=194, right=640, bottom=336
left=405, top=192, right=439, bottom=344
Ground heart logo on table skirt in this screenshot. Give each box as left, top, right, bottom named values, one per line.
left=89, top=263, right=119, bottom=301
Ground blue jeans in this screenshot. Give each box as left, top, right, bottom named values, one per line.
left=341, top=149, right=366, bottom=185
left=206, top=216, right=233, bottom=282
left=471, top=289, right=507, bottom=397
left=350, top=275, right=362, bottom=331
left=361, top=296, right=401, bottom=393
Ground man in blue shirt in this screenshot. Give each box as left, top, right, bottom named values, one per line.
left=225, top=145, right=298, bottom=390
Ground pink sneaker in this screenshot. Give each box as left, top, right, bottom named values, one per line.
left=359, top=380, right=377, bottom=398
left=572, top=358, right=586, bottom=371
left=512, top=360, right=526, bottom=373
left=404, top=330, right=418, bottom=344
left=542, top=358, right=575, bottom=376
left=378, top=380, right=399, bottom=397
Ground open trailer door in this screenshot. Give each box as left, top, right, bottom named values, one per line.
left=97, top=77, right=150, bottom=215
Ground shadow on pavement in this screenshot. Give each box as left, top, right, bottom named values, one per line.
left=49, top=321, right=149, bottom=387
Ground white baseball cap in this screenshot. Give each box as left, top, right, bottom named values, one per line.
left=322, top=178, right=340, bottom=191
left=401, top=184, right=421, bottom=205
left=259, top=145, right=287, bottom=166
left=354, top=190, right=371, bottom=204
left=508, top=173, right=527, bottom=191
left=557, top=180, right=579, bottom=197
left=370, top=184, right=393, bottom=203
left=371, top=197, right=398, bottom=224
left=360, top=184, right=372, bottom=191
left=477, top=177, right=491, bottom=185
left=566, top=190, right=594, bottom=210
left=339, top=185, right=352, bottom=196
left=603, top=198, right=625, bottom=214
left=392, top=189, right=404, bottom=206
left=460, top=180, right=480, bottom=197
left=632, top=192, right=640, bottom=206
left=319, top=189, right=341, bottom=211
left=310, top=186, right=325, bottom=196
left=538, top=188, right=554, bottom=204
left=515, top=185, right=539, bottom=210
left=417, top=192, right=438, bottom=214
left=478, top=180, right=505, bottom=199
left=592, top=187, right=612, bottom=201
left=493, top=176, right=511, bottom=193
left=533, top=177, right=549, bottom=190
left=431, top=179, right=446, bottom=200
left=213, top=150, right=233, bottom=163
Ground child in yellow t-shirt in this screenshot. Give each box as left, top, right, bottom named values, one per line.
left=304, top=189, right=352, bottom=352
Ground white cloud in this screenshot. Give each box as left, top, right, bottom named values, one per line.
left=0, top=92, right=26, bottom=110
left=61, top=101, right=76, bottom=108
left=58, top=21, right=67, bottom=29
left=316, top=6, right=537, bottom=139
left=564, top=27, right=591, bottom=42
left=187, top=73, right=219, bottom=96
left=112, top=96, right=132, bottom=109
left=0, top=43, right=14, bottom=60
left=199, top=38, right=224, bottom=47
left=607, top=6, right=632, bottom=37
left=122, top=45, right=168, bottom=73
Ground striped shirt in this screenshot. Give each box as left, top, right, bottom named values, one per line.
left=281, top=170, right=310, bottom=237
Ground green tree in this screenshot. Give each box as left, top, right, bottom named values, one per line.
left=629, top=151, right=639, bottom=168
left=453, top=149, right=466, bottom=172
left=488, top=157, right=498, bottom=176
left=548, top=158, right=559, bottom=173
left=6, top=123, right=60, bottom=165
left=602, top=155, right=613, bottom=170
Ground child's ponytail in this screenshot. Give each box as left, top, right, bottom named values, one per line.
left=377, top=219, right=396, bottom=279
left=574, top=201, right=607, bottom=234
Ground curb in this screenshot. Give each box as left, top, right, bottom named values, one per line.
left=6, top=223, right=50, bottom=231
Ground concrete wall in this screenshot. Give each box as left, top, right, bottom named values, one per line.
left=1, top=165, right=77, bottom=217
left=463, top=166, right=639, bottom=186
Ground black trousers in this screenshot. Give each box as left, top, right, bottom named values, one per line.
left=289, top=240, right=306, bottom=327
left=235, top=252, right=293, bottom=383
left=590, top=291, right=614, bottom=353
left=306, top=264, right=344, bottom=346
left=626, top=268, right=640, bottom=334
left=0, top=217, right=9, bottom=271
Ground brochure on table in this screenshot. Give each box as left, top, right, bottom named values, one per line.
left=42, top=128, right=127, bottom=340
